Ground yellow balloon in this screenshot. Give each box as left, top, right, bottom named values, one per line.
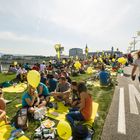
left=74, top=61, right=81, bottom=70
left=94, top=59, right=97, bottom=63
left=99, top=58, right=103, bottom=63
left=87, top=67, right=93, bottom=74
left=112, top=58, right=115, bottom=62
left=57, top=121, right=72, bottom=140
left=27, top=70, right=40, bottom=88
left=14, top=61, right=17, bottom=66
left=62, top=60, right=66, bottom=64
left=118, top=57, right=127, bottom=65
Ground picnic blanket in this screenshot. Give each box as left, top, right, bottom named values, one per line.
left=0, top=121, right=13, bottom=140
left=0, top=121, right=29, bottom=140
left=2, top=83, right=27, bottom=93
left=46, top=101, right=99, bottom=124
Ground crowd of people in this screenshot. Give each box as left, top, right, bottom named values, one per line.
left=0, top=51, right=138, bottom=139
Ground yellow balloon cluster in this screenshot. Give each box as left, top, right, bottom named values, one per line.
left=118, top=57, right=127, bottom=65
left=57, top=121, right=72, bottom=140
left=87, top=67, right=93, bottom=74
left=74, top=61, right=81, bottom=70
left=27, top=70, right=40, bottom=88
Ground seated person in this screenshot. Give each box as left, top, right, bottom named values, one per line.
left=32, top=63, right=40, bottom=71
left=22, top=85, right=46, bottom=113
left=47, top=62, right=53, bottom=71
left=51, top=76, right=71, bottom=102
left=99, top=65, right=111, bottom=86
left=61, top=71, right=72, bottom=84
left=40, top=72, right=47, bottom=85
left=66, top=82, right=92, bottom=127
left=37, top=82, right=50, bottom=103
left=69, top=81, right=80, bottom=108
left=47, top=74, right=57, bottom=92
left=0, top=89, right=7, bottom=123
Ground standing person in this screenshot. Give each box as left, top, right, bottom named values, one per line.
left=66, top=82, right=92, bottom=127
left=131, top=50, right=140, bottom=81
left=40, top=61, right=46, bottom=72
left=128, top=53, right=133, bottom=65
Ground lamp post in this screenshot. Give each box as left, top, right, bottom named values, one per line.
left=132, top=36, right=137, bottom=51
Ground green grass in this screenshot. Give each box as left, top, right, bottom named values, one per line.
left=0, top=73, right=115, bottom=140
left=0, top=73, right=16, bottom=84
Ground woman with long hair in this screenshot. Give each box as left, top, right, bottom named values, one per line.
left=66, top=82, right=92, bottom=127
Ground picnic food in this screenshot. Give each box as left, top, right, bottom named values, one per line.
left=42, top=119, right=55, bottom=128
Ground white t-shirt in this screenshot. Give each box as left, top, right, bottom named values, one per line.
left=40, top=64, right=46, bottom=72
left=134, top=59, right=140, bottom=73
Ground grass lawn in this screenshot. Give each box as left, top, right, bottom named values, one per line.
left=0, top=73, right=115, bottom=140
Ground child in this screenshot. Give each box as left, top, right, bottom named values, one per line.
left=66, top=82, right=92, bottom=127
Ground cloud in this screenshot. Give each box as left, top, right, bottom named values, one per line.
left=0, top=31, right=53, bottom=44
left=0, top=0, right=139, bottom=55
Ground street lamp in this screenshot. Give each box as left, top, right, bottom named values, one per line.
left=132, top=36, right=137, bottom=51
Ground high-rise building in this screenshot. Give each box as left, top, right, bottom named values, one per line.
left=69, top=48, right=83, bottom=58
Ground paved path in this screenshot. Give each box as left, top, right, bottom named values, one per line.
left=101, top=66, right=140, bottom=140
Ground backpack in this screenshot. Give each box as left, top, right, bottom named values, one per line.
left=72, top=124, right=95, bottom=140
left=14, top=108, right=29, bottom=130
left=72, top=124, right=89, bottom=140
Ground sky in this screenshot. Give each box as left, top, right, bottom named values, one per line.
left=0, top=0, right=140, bottom=56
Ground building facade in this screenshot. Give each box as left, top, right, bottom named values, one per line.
left=69, top=48, right=84, bottom=58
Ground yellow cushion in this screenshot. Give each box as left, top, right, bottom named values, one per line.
left=83, top=102, right=99, bottom=126
left=46, top=101, right=99, bottom=124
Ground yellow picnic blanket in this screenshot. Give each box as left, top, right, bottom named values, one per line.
left=0, top=121, right=13, bottom=140
left=2, top=83, right=27, bottom=93
left=46, top=101, right=99, bottom=124
left=0, top=121, right=29, bottom=140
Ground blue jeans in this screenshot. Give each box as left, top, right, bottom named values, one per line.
left=66, top=111, right=85, bottom=127
left=69, top=107, right=79, bottom=112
